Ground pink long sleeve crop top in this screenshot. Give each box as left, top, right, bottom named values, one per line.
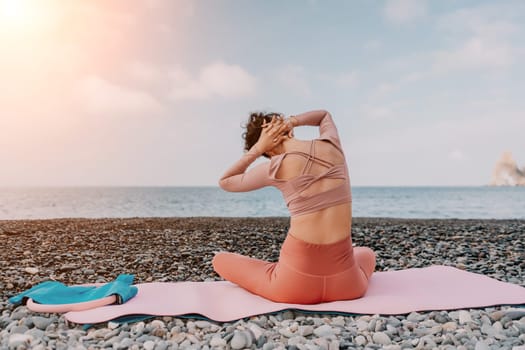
left=219, top=110, right=351, bottom=217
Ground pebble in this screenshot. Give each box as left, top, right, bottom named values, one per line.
left=279, top=327, right=294, bottom=337
left=25, top=328, right=45, bottom=339
left=171, top=332, right=186, bottom=344
left=151, top=319, right=165, bottom=329
left=143, top=340, right=155, bottom=350
left=298, top=325, right=313, bottom=337
left=481, top=323, right=496, bottom=336
left=459, top=310, right=472, bottom=324
left=157, top=344, right=172, bottom=350
left=490, top=310, right=506, bottom=321
left=210, top=336, right=226, bottom=347
left=117, top=337, right=134, bottom=349
left=288, top=335, right=306, bottom=346
left=10, top=310, right=28, bottom=321
left=329, top=339, right=340, bottom=350
left=108, top=321, right=120, bottom=330
left=194, top=320, right=211, bottom=328
left=230, top=331, right=246, bottom=349
left=248, top=322, right=265, bottom=340
left=8, top=334, right=33, bottom=348
left=282, top=310, right=295, bottom=320
left=1, top=218, right=524, bottom=350
left=151, top=327, right=167, bottom=337
left=442, top=321, right=458, bottom=332
left=262, top=342, right=275, bottom=350
left=419, top=335, right=437, bottom=349
left=24, top=267, right=39, bottom=274
left=356, top=319, right=368, bottom=331
left=31, top=316, right=53, bottom=330
left=354, top=335, right=367, bottom=346
left=434, top=313, right=450, bottom=323
left=331, top=316, right=345, bottom=327
left=131, top=321, right=145, bottom=334
left=373, top=331, right=392, bottom=345
left=10, top=325, right=28, bottom=334
left=186, top=333, right=200, bottom=345
left=474, top=340, right=490, bottom=350
left=179, top=339, right=191, bottom=348
left=407, top=312, right=425, bottom=322
left=313, top=337, right=329, bottom=348
left=255, top=335, right=267, bottom=348
left=313, top=324, right=334, bottom=337
left=505, top=309, right=525, bottom=320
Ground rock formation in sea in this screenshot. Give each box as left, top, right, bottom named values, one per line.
left=490, top=152, right=525, bottom=186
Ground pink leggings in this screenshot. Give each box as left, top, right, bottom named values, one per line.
left=212, top=233, right=376, bottom=304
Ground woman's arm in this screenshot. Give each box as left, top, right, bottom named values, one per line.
left=218, top=145, right=271, bottom=192
left=219, top=117, right=290, bottom=192
left=288, top=110, right=341, bottom=146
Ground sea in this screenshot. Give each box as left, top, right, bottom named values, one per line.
left=0, top=186, right=524, bottom=220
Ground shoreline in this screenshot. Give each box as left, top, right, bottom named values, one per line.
left=1, top=217, right=524, bottom=349
left=2, top=216, right=524, bottom=226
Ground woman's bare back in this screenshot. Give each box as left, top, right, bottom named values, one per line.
left=274, top=139, right=352, bottom=244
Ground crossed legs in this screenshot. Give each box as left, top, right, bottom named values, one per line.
left=212, top=245, right=376, bottom=304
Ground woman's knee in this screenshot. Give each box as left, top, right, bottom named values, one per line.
left=212, top=251, right=235, bottom=275
left=353, top=247, right=376, bottom=278
left=212, top=251, right=271, bottom=282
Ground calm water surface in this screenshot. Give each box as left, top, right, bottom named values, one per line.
left=0, top=186, right=524, bottom=220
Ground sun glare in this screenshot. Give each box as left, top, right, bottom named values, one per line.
left=1, top=0, right=32, bottom=25
left=0, top=0, right=56, bottom=35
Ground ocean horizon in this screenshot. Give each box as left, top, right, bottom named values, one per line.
left=1, top=186, right=524, bottom=220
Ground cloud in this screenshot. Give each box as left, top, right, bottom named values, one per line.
left=376, top=82, right=398, bottom=96
left=432, top=37, right=514, bottom=72
left=350, top=110, right=525, bottom=185
left=357, top=110, right=525, bottom=156
left=77, top=75, right=164, bottom=117
left=362, top=55, right=433, bottom=101
left=314, top=70, right=360, bottom=90
left=360, top=104, right=393, bottom=120
left=371, top=4, right=521, bottom=90
left=437, top=4, right=521, bottom=39
left=364, top=40, right=382, bottom=51
left=383, top=0, right=427, bottom=24
left=432, top=3, right=522, bottom=73
left=126, top=61, right=161, bottom=84
left=169, top=62, right=257, bottom=100
left=448, top=149, right=465, bottom=161
left=334, top=71, right=360, bottom=88
left=144, top=0, right=195, bottom=17
left=276, top=65, right=311, bottom=96
left=142, top=0, right=195, bottom=36
left=364, top=80, right=416, bottom=104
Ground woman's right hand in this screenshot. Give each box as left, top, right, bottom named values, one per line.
left=267, top=114, right=296, bottom=137
left=255, top=116, right=291, bottom=155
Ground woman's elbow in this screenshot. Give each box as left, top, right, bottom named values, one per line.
left=218, top=178, right=234, bottom=192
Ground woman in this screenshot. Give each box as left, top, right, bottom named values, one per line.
left=212, top=110, right=376, bottom=304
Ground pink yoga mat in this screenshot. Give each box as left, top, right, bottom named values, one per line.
left=65, top=266, right=525, bottom=324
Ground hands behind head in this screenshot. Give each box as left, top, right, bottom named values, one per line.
left=256, top=115, right=294, bottom=156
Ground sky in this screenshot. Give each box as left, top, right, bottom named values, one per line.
left=1, top=0, right=524, bottom=187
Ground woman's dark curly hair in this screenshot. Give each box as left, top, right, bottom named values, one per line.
left=242, top=111, right=283, bottom=158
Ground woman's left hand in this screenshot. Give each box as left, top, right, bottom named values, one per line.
left=255, top=116, right=290, bottom=155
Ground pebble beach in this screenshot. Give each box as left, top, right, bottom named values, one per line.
left=0, top=217, right=524, bottom=350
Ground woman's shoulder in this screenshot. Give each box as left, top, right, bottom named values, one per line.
left=315, top=136, right=344, bottom=155
left=269, top=153, right=287, bottom=176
